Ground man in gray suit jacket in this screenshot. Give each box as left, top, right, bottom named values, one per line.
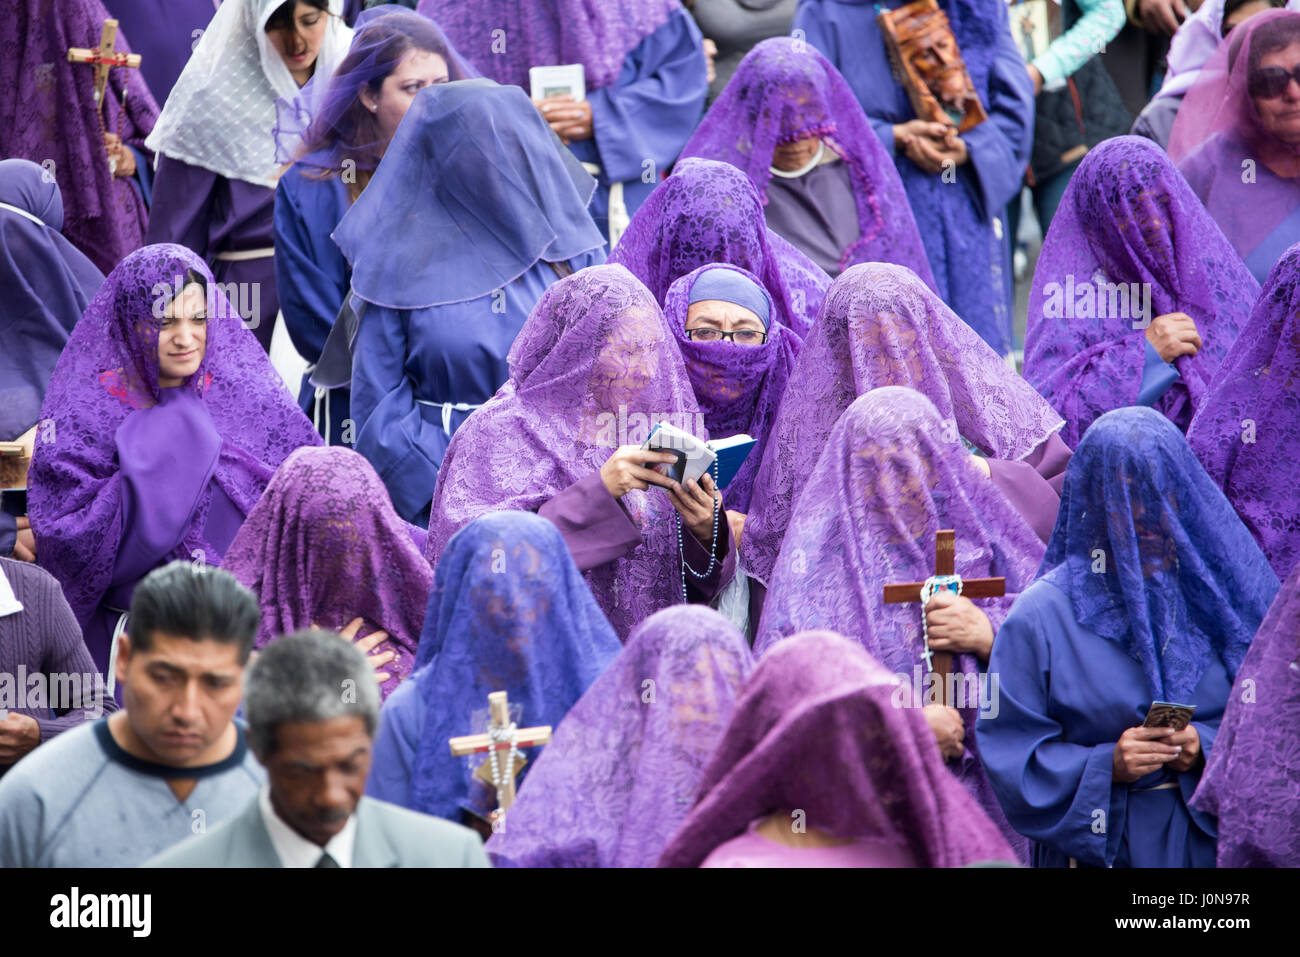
left=144, top=629, right=489, bottom=868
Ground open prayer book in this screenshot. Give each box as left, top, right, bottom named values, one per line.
left=529, top=64, right=586, bottom=101
left=640, top=422, right=756, bottom=490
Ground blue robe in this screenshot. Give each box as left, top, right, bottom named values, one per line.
left=975, top=577, right=1224, bottom=868
left=792, top=0, right=1034, bottom=356
left=273, top=157, right=352, bottom=446
left=568, top=8, right=708, bottom=244
left=350, top=249, right=607, bottom=526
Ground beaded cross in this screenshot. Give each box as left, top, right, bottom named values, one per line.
left=449, top=691, right=552, bottom=830
left=67, top=19, right=140, bottom=176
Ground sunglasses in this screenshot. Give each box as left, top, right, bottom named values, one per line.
left=1248, top=65, right=1300, bottom=99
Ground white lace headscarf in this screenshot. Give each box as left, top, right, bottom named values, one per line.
left=146, top=0, right=353, bottom=187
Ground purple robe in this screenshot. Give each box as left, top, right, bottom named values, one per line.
left=657, top=631, right=1019, bottom=867
left=221, top=446, right=431, bottom=700
left=101, top=1, right=221, bottom=105
left=28, top=245, right=321, bottom=680
left=486, top=605, right=754, bottom=868
left=1025, top=136, right=1260, bottom=447
left=763, top=160, right=864, bottom=277
left=426, top=264, right=735, bottom=640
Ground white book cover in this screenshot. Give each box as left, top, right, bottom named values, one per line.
left=529, top=63, right=587, bottom=101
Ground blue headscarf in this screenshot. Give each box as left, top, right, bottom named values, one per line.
left=688, top=265, right=773, bottom=330
left=331, top=78, right=605, bottom=309
left=410, top=510, right=622, bottom=822
left=1040, top=407, right=1279, bottom=702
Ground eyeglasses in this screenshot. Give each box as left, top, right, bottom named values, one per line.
left=685, top=327, right=767, bottom=346
left=1248, top=65, right=1300, bottom=99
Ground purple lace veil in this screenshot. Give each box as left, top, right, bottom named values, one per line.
left=331, top=79, right=605, bottom=309
left=1039, top=406, right=1279, bottom=703
left=657, top=631, right=1018, bottom=868
left=1025, top=135, right=1260, bottom=446
left=485, top=604, right=754, bottom=867
left=221, top=445, right=432, bottom=698
left=743, top=261, right=1064, bottom=586
left=609, top=157, right=829, bottom=337
left=1190, top=560, right=1300, bottom=867
left=1187, top=242, right=1300, bottom=579
left=664, top=263, right=798, bottom=512
left=414, top=0, right=680, bottom=91
left=426, top=263, right=704, bottom=638
left=1169, top=11, right=1300, bottom=264
left=410, top=510, right=623, bottom=822
left=29, top=243, right=322, bottom=630
left=680, top=37, right=936, bottom=281
left=274, top=5, right=479, bottom=174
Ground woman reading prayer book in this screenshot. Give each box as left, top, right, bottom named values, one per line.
left=333, top=80, right=607, bottom=528
left=27, top=244, right=321, bottom=691
left=657, top=631, right=1018, bottom=868
left=975, top=407, right=1279, bottom=868
left=222, top=446, right=430, bottom=701
left=426, top=264, right=736, bottom=639
left=756, top=387, right=1044, bottom=860
left=680, top=37, right=936, bottom=282
left=793, top=0, right=1034, bottom=356
left=744, top=262, right=1069, bottom=605
left=1024, top=136, right=1260, bottom=447
left=272, top=7, right=476, bottom=445
left=146, top=0, right=354, bottom=350
left=1187, top=244, right=1300, bottom=579
left=367, top=511, right=621, bottom=833
left=486, top=605, right=753, bottom=868
left=417, top=0, right=709, bottom=247
left=611, top=157, right=829, bottom=337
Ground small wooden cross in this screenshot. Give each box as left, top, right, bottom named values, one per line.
left=67, top=19, right=141, bottom=108
left=449, top=691, right=551, bottom=817
left=883, top=530, right=1004, bottom=705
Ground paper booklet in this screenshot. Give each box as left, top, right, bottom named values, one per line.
left=641, top=422, right=757, bottom=490
left=529, top=64, right=587, bottom=101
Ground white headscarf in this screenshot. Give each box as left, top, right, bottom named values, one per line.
left=146, top=0, right=353, bottom=187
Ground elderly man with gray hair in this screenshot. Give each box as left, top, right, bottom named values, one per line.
left=145, top=629, right=489, bottom=868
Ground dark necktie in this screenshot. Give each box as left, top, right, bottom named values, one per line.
left=314, top=852, right=340, bottom=868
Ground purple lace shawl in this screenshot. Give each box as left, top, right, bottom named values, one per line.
left=414, top=0, right=680, bottom=91
left=1187, top=243, right=1300, bottom=580
left=2, top=0, right=159, bottom=274
left=743, top=262, right=1064, bottom=586
left=221, top=445, right=431, bottom=699
left=425, top=263, right=707, bottom=638
left=485, top=605, right=754, bottom=868
left=1191, top=560, right=1300, bottom=867
left=29, top=244, right=322, bottom=630
left=664, top=264, right=798, bottom=513
left=679, top=37, right=935, bottom=281
left=1040, top=406, right=1279, bottom=703
left=609, top=157, right=830, bottom=337
left=657, top=631, right=1018, bottom=868
left=1025, top=136, right=1260, bottom=447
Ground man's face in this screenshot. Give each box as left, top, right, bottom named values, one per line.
left=117, top=631, right=245, bottom=766
left=261, top=716, right=373, bottom=847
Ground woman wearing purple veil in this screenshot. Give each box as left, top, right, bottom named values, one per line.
left=975, top=407, right=1279, bottom=868
left=679, top=37, right=935, bottom=284
left=145, top=0, right=354, bottom=351
left=427, top=264, right=736, bottom=640
left=1024, top=136, right=1260, bottom=448
left=3, top=0, right=160, bottom=275
left=743, top=262, right=1067, bottom=600
left=609, top=157, right=830, bottom=337
left=1187, top=244, right=1300, bottom=580
left=658, top=631, right=1018, bottom=867
left=221, top=445, right=431, bottom=700
left=755, top=387, right=1045, bottom=859
left=273, top=5, right=476, bottom=445
left=485, top=605, right=753, bottom=868
left=1170, top=10, right=1300, bottom=284
left=27, top=244, right=321, bottom=690
left=1191, top=561, right=1300, bottom=867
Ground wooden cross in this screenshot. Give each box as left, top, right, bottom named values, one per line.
left=67, top=19, right=141, bottom=108
left=883, top=530, right=1004, bottom=706
left=449, top=691, right=551, bottom=818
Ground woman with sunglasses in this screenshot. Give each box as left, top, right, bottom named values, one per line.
left=1171, top=9, right=1300, bottom=283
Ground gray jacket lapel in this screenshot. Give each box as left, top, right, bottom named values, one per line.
left=351, top=798, right=400, bottom=868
